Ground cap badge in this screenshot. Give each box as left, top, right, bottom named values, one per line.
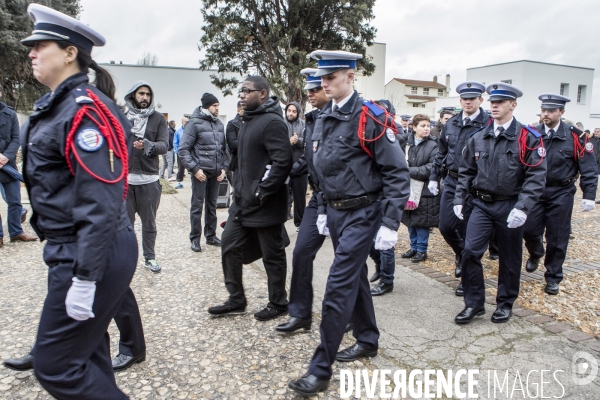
left=493, top=85, right=498, bottom=90
left=467, top=84, right=472, bottom=88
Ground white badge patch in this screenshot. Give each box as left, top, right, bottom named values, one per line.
left=537, top=147, right=546, bottom=157
left=77, top=129, right=104, bottom=152
left=386, top=128, right=396, bottom=143
left=586, top=142, right=594, bottom=151
left=312, top=140, right=319, bottom=153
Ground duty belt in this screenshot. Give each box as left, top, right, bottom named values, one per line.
left=327, top=192, right=383, bottom=210
left=43, top=217, right=131, bottom=244
left=447, top=170, right=459, bottom=178
left=546, top=177, right=574, bottom=187
left=471, top=190, right=517, bottom=202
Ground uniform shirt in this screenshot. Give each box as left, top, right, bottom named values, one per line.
left=454, top=118, right=547, bottom=214
left=430, top=107, right=490, bottom=181
left=310, top=90, right=410, bottom=231
left=544, top=120, right=560, bottom=137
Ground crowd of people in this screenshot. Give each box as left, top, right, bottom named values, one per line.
left=0, top=3, right=599, bottom=399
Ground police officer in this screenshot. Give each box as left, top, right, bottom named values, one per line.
left=428, top=82, right=493, bottom=296
left=288, top=50, right=410, bottom=396
left=16, top=5, right=137, bottom=399
left=276, top=68, right=330, bottom=332
left=400, top=114, right=413, bottom=135
left=523, top=94, right=597, bottom=295
left=454, top=83, right=547, bottom=325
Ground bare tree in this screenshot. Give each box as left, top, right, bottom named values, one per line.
left=137, top=53, right=158, bottom=66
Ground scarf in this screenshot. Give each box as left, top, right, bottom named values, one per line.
left=125, top=101, right=156, bottom=137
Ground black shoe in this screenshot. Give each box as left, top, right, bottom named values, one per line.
left=401, top=249, right=417, bottom=258
left=208, top=301, right=247, bottom=315
left=336, top=343, right=378, bottom=362
left=370, top=281, right=393, bottom=296
left=491, top=308, right=512, bottom=323
left=488, top=253, right=499, bottom=260
left=206, top=237, right=221, bottom=246
left=276, top=317, right=311, bottom=332
left=289, top=374, right=329, bottom=396
left=254, top=306, right=287, bottom=321
left=3, top=354, right=34, bottom=371
left=412, top=252, right=427, bottom=263
left=369, top=264, right=381, bottom=282
left=454, top=306, right=485, bottom=324
left=454, top=254, right=462, bottom=278
left=544, top=282, right=559, bottom=295
left=526, top=257, right=540, bottom=273
left=455, top=283, right=464, bottom=297
left=112, top=352, right=146, bottom=371
left=191, top=239, right=202, bottom=252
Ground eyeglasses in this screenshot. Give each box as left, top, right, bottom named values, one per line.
left=238, top=88, right=262, bottom=95
left=307, top=87, right=322, bottom=94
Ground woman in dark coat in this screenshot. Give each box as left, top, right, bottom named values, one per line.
left=401, top=114, right=440, bottom=262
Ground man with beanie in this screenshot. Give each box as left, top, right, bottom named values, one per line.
left=179, top=93, right=228, bottom=252
left=285, top=102, right=307, bottom=228
left=124, top=81, right=169, bottom=273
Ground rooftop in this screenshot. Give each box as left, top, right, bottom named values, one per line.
left=405, top=95, right=437, bottom=102
left=392, top=78, right=447, bottom=89
left=467, top=60, right=594, bottom=71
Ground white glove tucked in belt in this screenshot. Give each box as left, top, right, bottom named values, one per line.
left=65, top=277, right=96, bottom=321
left=428, top=181, right=439, bottom=196
left=453, top=205, right=464, bottom=220
left=581, top=199, right=595, bottom=212
left=316, top=214, right=330, bottom=237
left=374, top=226, right=398, bottom=250
left=507, top=208, right=527, bottom=228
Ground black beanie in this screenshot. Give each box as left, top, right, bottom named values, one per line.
left=201, top=93, right=219, bottom=109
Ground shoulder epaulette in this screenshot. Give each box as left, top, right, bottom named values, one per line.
left=362, top=100, right=385, bottom=117
left=568, top=125, right=586, bottom=138
left=71, top=87, right=94, bottom=105
left=523, top=125, right=541, bottom=138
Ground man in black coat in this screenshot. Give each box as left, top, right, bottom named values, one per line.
left=208, top=76, right=293, bottom=322
left=225, top=102, right=243, bottom=184
left=0, top=84, right=37, bottom=247
left=179, top=93, right=228, bottom=252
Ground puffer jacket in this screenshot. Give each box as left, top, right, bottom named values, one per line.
left=401, top=134, right=440, bottom=228
left=178, top=106, right=228, bottom=176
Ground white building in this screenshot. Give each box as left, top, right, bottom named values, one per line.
left=354, top=42, right=386, bottom=101
left=384, top=75, right=450, bottom=118
left=467, top=60, right=595, bottom=127
left=101, top=63, right=240, bottom=126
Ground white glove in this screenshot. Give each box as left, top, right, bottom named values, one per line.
left=316, top=214, right=330, bottom=237
left=507, top=208, right=527, bottom=228
left=453, top=205, right=464, bottom=220
left=65, top=277, right=96, bottom=321
left=261, top=165, right=271, bottom=181
left=428, top=181, right=439, bottom=196
left=374, top=226, right=398, bottom=250
left=581, top=199, right=595, bottom=212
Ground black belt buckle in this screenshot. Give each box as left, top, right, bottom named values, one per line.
left=331, top=195, right=368, bottom=210
left=478, top=192, right=493, bottom=202
left=447, top=170, right=459, bottom=178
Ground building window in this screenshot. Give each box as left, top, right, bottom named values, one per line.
left=560, top=83, right=569, bottom=96
left=577, top=85, right=586, bottom=103
left=423, top=88, right=429, bottom=95
left=412, top=103, right=419, bottom=108
left=411, top=87, right=417, bottom=94
left=438, top=89, right=444, bottom=96
left=501, top=79, right=512, bottom=84
left=421, top=104, right=426, bottom=108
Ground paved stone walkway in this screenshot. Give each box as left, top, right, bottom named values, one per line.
left=1, top=182, right=599, bottom=398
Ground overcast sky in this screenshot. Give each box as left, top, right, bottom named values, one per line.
left=80, top=0, right=600, bottom=112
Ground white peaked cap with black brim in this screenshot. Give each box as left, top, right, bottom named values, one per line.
left=310, top=50, right=363, bottom=77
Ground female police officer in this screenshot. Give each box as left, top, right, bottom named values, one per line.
left=19, top=4, right=136, bottom=399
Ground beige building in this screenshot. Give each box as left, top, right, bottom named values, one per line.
left=384, top=75, right=450, bottom=118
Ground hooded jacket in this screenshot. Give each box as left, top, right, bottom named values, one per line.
left=178, top=106, right=228, bottom=176
left=124, top=81, right=169, bottom=175
left=234, top=97, right=293, bottom=227
left=285, top=102, right=305, bottom=162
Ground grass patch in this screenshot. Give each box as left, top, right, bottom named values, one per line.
left=160, top=178, right=178, bottom=194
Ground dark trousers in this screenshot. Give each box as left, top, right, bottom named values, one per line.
left=369, top=243, right=396, bottom=284
left=461, top=199, right=524, bottom=310
left=190, top=174, right=219, bottom=241
left=127, top=181, right=162, bottom=260
left=523, top=185, right=575, bottom=284
left=289, top=175, right=308, bottom=227
left=221, top=217, right=288, bottom=309
left=439, top=175, right=498, bottom=256
left=309, top=201, right=381, bottom=380
left=288, top=194, right=326, bottom=320
left=176, top=154, right=186, bottom=182
left=34, top=227, right=137, bottom=400
left=113, top=288, right=146, bottom=357
left=0, top=179, right=25, bottom=237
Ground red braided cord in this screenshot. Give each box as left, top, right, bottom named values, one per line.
left=518, top=126, right=545, bottom=167
left=64, top=89, right=129, bottom=199
left=357, top=102, right=398, bottom=158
